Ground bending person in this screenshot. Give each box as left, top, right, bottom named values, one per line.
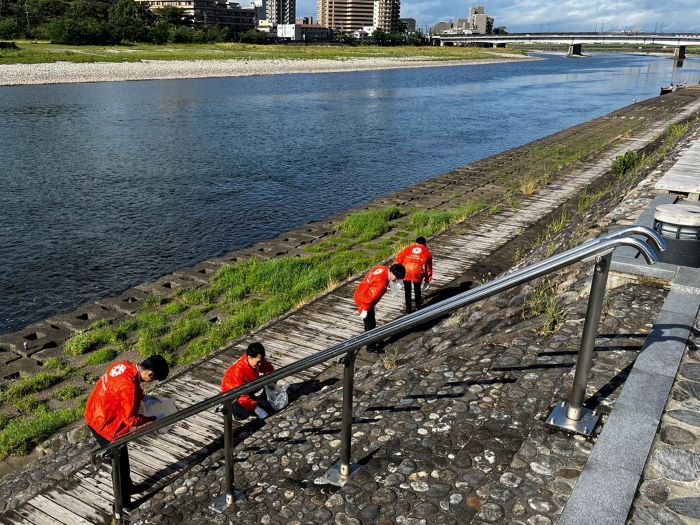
left=84, top=355, right=170, bottom=509
left=354, top=263, right=406, bottom=352
left=395, top=236, right=433, bottom=313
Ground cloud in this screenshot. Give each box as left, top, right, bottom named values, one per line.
left=296, top=0, right=700, bottom=33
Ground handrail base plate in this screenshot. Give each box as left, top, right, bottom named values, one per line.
left=315, top=460, right=360, bottom=487
left=546, top=402, right=599, bottom=437
left=210, top=490, right=246, bottom=513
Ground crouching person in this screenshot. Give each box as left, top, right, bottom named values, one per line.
left=84, top=355, right=170, bottom=509
left=221, top=342, right=275, bottom=421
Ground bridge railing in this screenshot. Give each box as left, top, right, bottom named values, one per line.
left=92, top=226, right=666, bottom=524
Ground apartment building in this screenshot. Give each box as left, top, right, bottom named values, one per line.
left=266, top=0, right=295, bottom=25
left=317, top=0, right=374, bottom=32
left=372, top=0, right=400, bottom=33
left=137, top=0, right=256, bottom=32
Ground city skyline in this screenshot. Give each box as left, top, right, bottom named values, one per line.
left=295, top=0, right=700, bottom=33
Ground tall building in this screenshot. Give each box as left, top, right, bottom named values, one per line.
left=317, top=0, right=373, bottom=33
left=468, top=6, right=493, bottom=34
left=372, top=0, right=400, bottom=33
left=136, top=0, right=255, bottom=32
left=266, top=0, right=295, bottom=24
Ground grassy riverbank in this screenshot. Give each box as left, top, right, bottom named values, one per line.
left=0, top=41, right=525, bottom=65
left=0, top=93, right=699, bottom=462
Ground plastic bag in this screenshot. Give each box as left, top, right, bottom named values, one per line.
left=141, top=395, right=178, bottom=433
left=264, top=384, right=288, bottom=411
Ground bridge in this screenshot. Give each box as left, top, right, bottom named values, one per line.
left=432, top=32, right=700, bottom=58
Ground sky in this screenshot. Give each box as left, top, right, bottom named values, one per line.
left=296, top=0, right=700, bottom=33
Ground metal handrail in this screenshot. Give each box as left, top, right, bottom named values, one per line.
left=92, top=226, right=664, bottom=522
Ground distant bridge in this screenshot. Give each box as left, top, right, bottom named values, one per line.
left=432, top=33, right=700, bottom=58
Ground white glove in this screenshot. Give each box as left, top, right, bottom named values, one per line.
left=422, top=281, right=431, bottom=291
left=254, top=407, right=269, bottom=419
left=359, top=310, right=368, bottom=320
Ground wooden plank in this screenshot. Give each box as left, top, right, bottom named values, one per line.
left=60, top=484, right=113, bottom=512
left=0, top=510, right=35, bottom=525
left=45, top=488, right=109, bottom=521
left=29, top=495, right=94, bottom=525
left=13, top=504, right=60, bottom=525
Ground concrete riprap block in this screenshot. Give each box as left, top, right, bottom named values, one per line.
left=0, top=321, right=73, bottom=356
left=0, top=346, right=20, bottom=367
left=48, top=303, right=125, bottom=333
left=174, top=261, right=224, bottom=284
left=1, top=357, right=43, bottom=383
left=212, top=252, right=251, bottom=266
left=136, top=274, right=200, bottom=297
left=96, top=288, right=149, bottom=315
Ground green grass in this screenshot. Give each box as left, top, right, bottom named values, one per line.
left=1, top=371, right=66, bottom=401
left=339, top=207, right=402, bottom=241
left=42, top=357, right=65, bottom=370
left=84, top=348, right=119, bottom=365
left=0, top=41, right=526, bottom=65
left=0, top=405, right=83, bottom=460
left=54, top=386, right=82, bottom=401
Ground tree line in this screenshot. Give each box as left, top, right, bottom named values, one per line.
left=0, top=0, right=239, bottom=44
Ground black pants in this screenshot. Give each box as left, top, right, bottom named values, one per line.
left=89, top=426, right=132, bottom=508
left=232, top=392, right=275, bottom=420
left=362, top=308, right=381, bottom=350
left=404, top=281, right=422, bottom=313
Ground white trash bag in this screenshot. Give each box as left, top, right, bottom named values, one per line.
left=264, top=384, right=288, bottom=411
left=141, top=395, right=178, bottom=433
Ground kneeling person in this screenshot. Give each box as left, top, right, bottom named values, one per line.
left=221, top=342, right=275, bottom=420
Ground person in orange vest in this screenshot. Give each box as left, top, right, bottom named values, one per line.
left=84, top=355, right=169, bottom=509
left=221, top=342, right=275, bottom=420
left=395, top=236, right=433, bottom=313
left=354, top=263, right=406, bottom=352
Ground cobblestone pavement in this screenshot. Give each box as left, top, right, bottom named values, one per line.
left=124, top=280, right=665, bottom=525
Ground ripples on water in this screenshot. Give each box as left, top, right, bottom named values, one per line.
left=1, top=53, right=699, bottom=334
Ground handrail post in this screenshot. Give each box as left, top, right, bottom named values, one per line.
left=223, top=399, right=235, bottom=506
left=339, top=349, right=357, bottom=477
left=317, top=349, right=359, bottom=485
left=546, top=253, right=611, bottom=436
left=211, top=399, right=244, bottom=512
left=111, top=447, right=124, bottom=525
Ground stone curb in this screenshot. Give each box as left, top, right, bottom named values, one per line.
left=559, top=268, right=700, bottom=525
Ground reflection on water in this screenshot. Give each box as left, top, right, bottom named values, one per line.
left=1, top=53, right=699, bottom=334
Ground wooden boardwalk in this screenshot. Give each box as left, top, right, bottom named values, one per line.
left=2, top=101, right=700, bottom=525
left=655, top=137, right=700, bottom=198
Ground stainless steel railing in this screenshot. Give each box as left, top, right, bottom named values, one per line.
left=92, top=226, right=665, bottom=523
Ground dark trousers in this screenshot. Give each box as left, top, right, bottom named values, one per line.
left=89, top=426, right=132, bottom=508
left=232, top=392, right=274, bottom=420
left=404, top=281, right=422, bottom=313
left=362, top=307, right=381, bottom=350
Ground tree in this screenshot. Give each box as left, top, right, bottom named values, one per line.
left=108, top=0, right=151, bottom=42
left=240, top=27, right=267, bottom=44
left=153, top=6, right=191, bottom=27
left=48, top=0, right=114, bottom=44
left=492, top=26, right=508, bottom=35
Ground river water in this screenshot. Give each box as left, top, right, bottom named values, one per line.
left=1, top=52, right=699, bottom=335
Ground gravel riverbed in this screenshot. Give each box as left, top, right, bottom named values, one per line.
left=0, top=55, right=529, bottom=86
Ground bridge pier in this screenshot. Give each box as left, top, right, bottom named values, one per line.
left=567, top=43, right=583, bottom=57
left=675, top=45, right=686, bottom=60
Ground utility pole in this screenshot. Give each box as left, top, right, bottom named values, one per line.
left=594, top=22, right=597, bottom=33
left=24, top=0, right=30, bottom=33
left=660, top=21, right=664, bottom=34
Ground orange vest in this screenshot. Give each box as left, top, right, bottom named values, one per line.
left=221, top=354, right=274, bottom=411
left=395, top=244, right=433, bottom=283
left=84, top=362, right=151, bottom=442
left=354, top=265, right=389, bottom=313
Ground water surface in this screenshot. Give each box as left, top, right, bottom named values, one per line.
left=1, top=52, right=699, bottom=334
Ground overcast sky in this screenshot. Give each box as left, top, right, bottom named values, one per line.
left=296, top=0, right=700, bottom=33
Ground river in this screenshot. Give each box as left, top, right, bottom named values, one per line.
left=1, top=52, right=699, bottom=335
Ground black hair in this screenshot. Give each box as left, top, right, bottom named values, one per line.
left=416, top=236, right=427, bottom=245
left=246, top=342, right=266, bottom=359
left=141, top=355, right=169, bottom=381
left=389, top=263, right=406, bottom=280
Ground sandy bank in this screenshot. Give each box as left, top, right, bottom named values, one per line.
left=0, top=55, right=533, bottom=86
